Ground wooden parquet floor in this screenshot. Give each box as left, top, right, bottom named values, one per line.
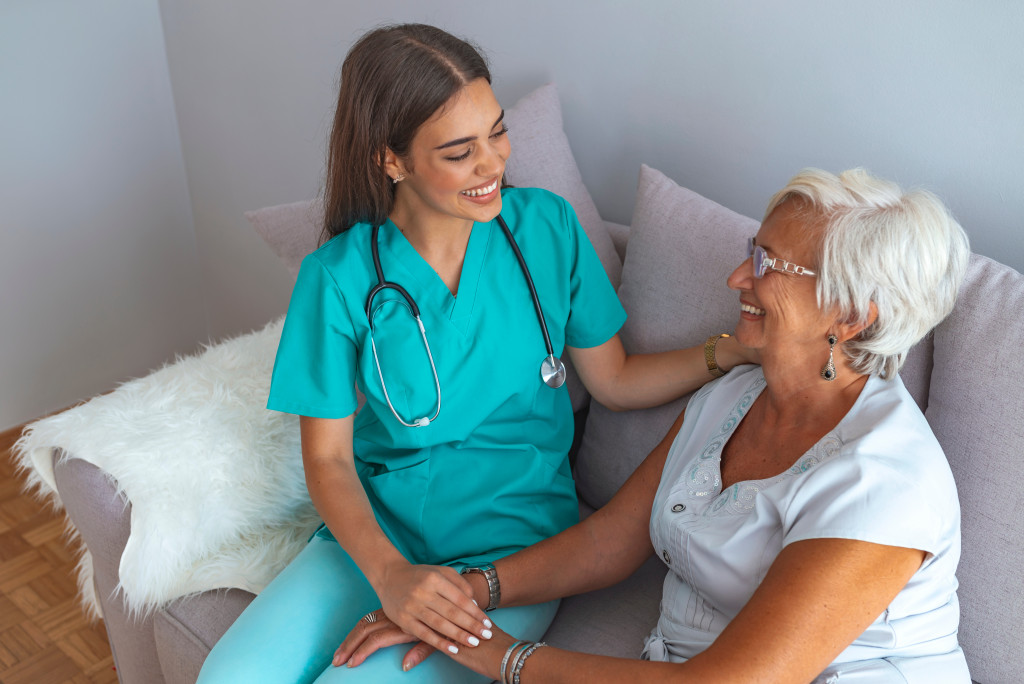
left=0, top=425, right=118, bottom=684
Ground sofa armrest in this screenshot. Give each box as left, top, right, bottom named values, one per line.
left=53, top=450, right=166, bottom=684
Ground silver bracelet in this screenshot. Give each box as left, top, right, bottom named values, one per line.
left=505, top=641, right=532, bottom=684
left=500, top=640, right=526, bottom=684
left=460, top=563, right=501, bottom=611
left=512, top=641, right=547, bottom=684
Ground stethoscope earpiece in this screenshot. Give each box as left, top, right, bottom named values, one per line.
left=367, top=215, right=562, bottom=427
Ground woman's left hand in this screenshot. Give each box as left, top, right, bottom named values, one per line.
left=333, top=610, right=438, bottom=671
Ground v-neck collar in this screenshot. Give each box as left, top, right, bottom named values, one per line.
left=377, top=218, right=491, bottom=334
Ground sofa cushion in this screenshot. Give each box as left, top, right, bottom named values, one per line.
left=543, top=554, right=664, bottom=659
left=925, top=254, right=1024, bottom=684
left=575, top=165, right=758, bottom=508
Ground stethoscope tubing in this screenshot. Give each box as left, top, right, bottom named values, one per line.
left=495, top=215, right=556, bottom=360
left=366, top=213, right=564, bottom=428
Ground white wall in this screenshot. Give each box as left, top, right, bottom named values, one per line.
left=157, top=0, right=1024, bottom=345
left=0, top=0, right=206, bottom=430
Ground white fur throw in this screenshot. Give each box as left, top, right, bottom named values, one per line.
left=14, top=318, right=321, bottom=618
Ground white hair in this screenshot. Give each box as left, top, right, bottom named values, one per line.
left=765, top=168, right=970, bottom=379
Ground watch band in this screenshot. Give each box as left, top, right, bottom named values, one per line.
left=704, top=333, right=731, bottom=378
left=460, top=563, right=500, bottom=611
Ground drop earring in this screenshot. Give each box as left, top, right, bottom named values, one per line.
left=821, top=334, right=838, bottom=381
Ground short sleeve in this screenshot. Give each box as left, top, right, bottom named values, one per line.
left=780, top=455, right=948, bottom=558
left=561, top=198, right=627, bottom=348
left=267, top=253, right=359, bottom=418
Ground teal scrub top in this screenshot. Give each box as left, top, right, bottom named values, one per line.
left=267, top=188, right=626, bottom=567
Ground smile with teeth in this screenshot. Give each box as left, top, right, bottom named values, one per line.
left=461, top=179, right=498, bottom=197
left=741, top=303, right=766, bottom=316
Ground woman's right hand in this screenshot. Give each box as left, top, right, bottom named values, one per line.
left=718, top=333, right=761, bottom=370
left=372, top=561, right=493, bottom=657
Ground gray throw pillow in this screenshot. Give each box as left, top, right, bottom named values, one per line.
left=924, top=254, right=1024, bottom=684
left=575, top=165, right=758, bottom=509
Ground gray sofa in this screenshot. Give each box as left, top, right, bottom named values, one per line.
left=46, top=85, right=1024, bottom=683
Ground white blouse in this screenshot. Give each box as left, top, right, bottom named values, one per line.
left=645, top=366, right=970, bottom=683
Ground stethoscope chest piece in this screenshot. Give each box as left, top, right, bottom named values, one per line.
left=541, top=354, right=566, bottom=388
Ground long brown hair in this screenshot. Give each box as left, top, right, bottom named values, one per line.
left=322, top=24, right=491, bottom=243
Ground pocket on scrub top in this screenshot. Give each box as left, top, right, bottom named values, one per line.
left=367, top=296, right=438, bottom=424
left=364, top=458, right=431, bottom=562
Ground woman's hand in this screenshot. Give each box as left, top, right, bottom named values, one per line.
left=338, top=562, right=493, bottom=667
left=333, top=610, right=437, bottom=671
left=716, top=333, right=761, bottom=369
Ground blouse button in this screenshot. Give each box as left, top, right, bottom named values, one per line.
left=671, top=503, right=686, bottom=512
left=662, top=550, right=672, bottom=564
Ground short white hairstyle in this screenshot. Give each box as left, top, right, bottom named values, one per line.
left=765, top=168, right=970, bottom=379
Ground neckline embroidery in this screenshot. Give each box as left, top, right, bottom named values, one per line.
left=677, top=371, right=846, bottom=517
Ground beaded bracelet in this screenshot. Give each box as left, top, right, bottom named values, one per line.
left=511, top=641, right=547, bottom=684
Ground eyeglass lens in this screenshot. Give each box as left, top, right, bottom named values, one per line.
left=747, top=238, right=766, bottom=278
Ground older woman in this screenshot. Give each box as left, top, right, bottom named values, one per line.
left=337, top=168, right=972, bottom=683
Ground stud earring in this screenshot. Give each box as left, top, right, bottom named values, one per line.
left=821, top=334, right=838, bottom=381
left=392, top=174, right=404, bottom=184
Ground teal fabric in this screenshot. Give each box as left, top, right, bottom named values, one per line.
left=268, top=188, right=626, bottom=567
left=196, top=534, right=559, bottom=683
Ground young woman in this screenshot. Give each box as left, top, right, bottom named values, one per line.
left=196, top=24, right=751, bottom=683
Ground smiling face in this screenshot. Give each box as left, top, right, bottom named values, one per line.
left=385, top=78, right=510, bottom=233
left=727, top=199, right=834, bottom=359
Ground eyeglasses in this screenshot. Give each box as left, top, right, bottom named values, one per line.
left=747, top=238, right=816, bottom=278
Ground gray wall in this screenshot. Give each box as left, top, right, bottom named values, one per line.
left=159, top=0, right=1023, bottom=346
left=1, top=0, right=206, bottom=430
left=4, top=0, right=1022, bottom=429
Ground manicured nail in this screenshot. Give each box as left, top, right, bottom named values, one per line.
left=483, top=618, right=493, bottom=629
left=447, top=645, right=459, bottom=654
left=472, top=599, right=478, bottom=606
left=468, top=636, right=480, bottom=646
left=482, top=629, right=493, bottom=639
left=403, top=661, right=412, bottom=672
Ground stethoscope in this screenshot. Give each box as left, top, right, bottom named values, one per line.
left=366, top=215, right=566, bottom=428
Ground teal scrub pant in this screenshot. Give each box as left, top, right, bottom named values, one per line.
left=196, top=534, right=559, bottom=683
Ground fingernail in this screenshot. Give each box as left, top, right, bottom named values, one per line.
left=447, top=645, right=459, bottom=654
left=483, top=618, right=493, bottom=629
left=468, top=636, right=480, bottom=646
left=403, top=662, right=412, bottom=672
left=482, top=629, right=492, bottom=639
left=472, top=599, right=478, bottom=605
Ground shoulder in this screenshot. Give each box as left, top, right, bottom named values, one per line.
left=500, top=186, right=572, bottom=224
left=297, top=223, right=373, bottom=292
left=789, top=376, right=958, bottom=516
left=836, top=375, right=950, bottom=480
